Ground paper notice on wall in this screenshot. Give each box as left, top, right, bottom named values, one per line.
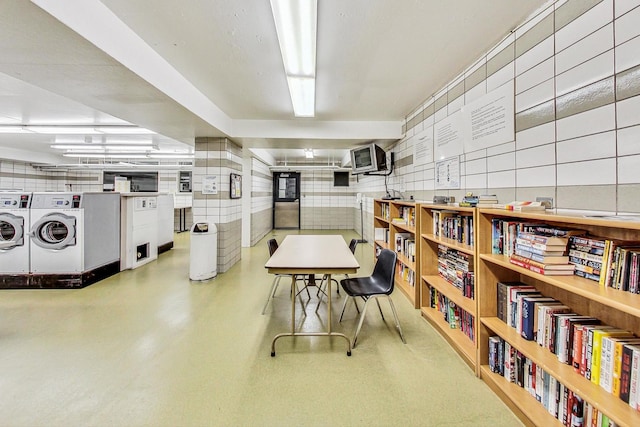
left=413, top=126, right=434, bottom=166
left=434, top=111, right=464, bottom=160
left=435, top=156, right=460, bottom=189
left=462, top=81, right=514, bottom=152
left=202, top=175, right=217, bottom=194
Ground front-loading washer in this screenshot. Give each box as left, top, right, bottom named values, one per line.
left=29, top=192, right=120, bottom=288
left=0, top=192, right=32, bottom=287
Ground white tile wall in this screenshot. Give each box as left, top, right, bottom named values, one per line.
left=516, top=57, right=554, bottom=93
left=557, top=158, right=616, bottom=185
left=516, top=144, right=556, bottom=168
left=616, top=1, right=640, bottom=18
left=488, top=170, right=516, bottom=188
left=516, top=165, right=556, bottom=187
left=487, top=64, right=515, bottom=92
left=465, top=82, right=487, bottom=104
left=556, top=131, right=616, bottom=163
left=516, top=122, right=556, bottom=150
left=556, top=103, right=616, bottom=141
left=516, top=35, right=554, bottom=76
left=556, top=23, right=613, bottom=74
left=615, top=3, right=640, bottom=43
left=617, top=94, right=640, bottom=127
left=465, top=158, right=487, bottom=175
left=516, top=78, right=555, bottom=112
left=556, top=0, right=613, bottom=52
left=555, top=50, right=614, bottom=96
left=618, top=154, right=640, bottom=183
left=488, top=152, right=515, bottom=172
left=615, top=35, right=640, bottom=71
left=618, top=124, right=640, bottom=155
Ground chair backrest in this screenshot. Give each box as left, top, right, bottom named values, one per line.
left=267, top=238, right=279, bottom=257
left=348, top=238, right=358, bottom=254
left=371, top=249, right=397, bottom=294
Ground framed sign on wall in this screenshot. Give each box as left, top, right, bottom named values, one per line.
left=230, top=173, right=242, bottom=199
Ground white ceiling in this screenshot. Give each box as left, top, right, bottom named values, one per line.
left=0, top=0, right=548, bottom=166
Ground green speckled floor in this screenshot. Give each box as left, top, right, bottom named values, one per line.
left=0, top=230, right=522, bottom=426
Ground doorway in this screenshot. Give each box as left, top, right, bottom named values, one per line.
left=273, top=172, right=300, bottom=229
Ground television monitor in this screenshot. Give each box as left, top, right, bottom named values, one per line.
left=350, top=143, right=387, bottom=174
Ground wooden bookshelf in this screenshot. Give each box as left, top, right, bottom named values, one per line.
left=476, top=208, right=640, bottom=427
left=373, top=199, right=420, bottom=308
left=419, top=204, right=478, bottom=373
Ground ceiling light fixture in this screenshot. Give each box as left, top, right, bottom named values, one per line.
left=0, top=124, right=155, bottom=135
left=304, top=148, right=314, bottom=159
left=270, top=0, right=317, bottom=118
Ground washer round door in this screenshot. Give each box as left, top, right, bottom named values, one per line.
left=0, top=213, right=24, bottom=249
left=30, top=213, right=76, bottom=250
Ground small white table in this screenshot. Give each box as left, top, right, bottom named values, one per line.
left=264, top=235, right=360, bottom=356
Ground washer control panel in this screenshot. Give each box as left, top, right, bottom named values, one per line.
left=30, top=193, right=82, bottom=209
left=0, top=193, right=31, bottom=209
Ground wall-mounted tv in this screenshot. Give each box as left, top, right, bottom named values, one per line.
left=350, top=143, right=387, bottom=174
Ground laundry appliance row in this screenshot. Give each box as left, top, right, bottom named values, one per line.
left=0, top=192, right=121, bottom=288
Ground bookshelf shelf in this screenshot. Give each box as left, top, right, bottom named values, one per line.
left=482, top=317, right=640, bottom=427
left=477, top=208, right=640, bottom=427
left=480, top=366, right=564, bottom=427
left=422, top=274, right=475, bottom=314
left=421, top=305, right=476, bottom=370
left=374, top=199, right=420, bottom=308
left=419, top=204, right=478, bottom=373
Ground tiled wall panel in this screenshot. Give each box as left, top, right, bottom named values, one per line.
left=356, top=0, right=640, bottom=217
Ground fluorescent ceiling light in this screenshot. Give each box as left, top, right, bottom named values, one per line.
left=304, top=148, right=314, bottom=159
left=148, top=153, right=194, bottom=159
left=30, top=126, right=102, bottom=134
left=63, top=153, right=149, bottom=159
left=270, top=0, right=317, bottom=117
left=51, top=144, right=157, bottom=151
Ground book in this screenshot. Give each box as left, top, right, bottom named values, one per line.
left=510, top=254, right=575, bottom=271
left=513, top=246, right=569, bottom=264
left=590, top=328, right=632, bottom=385
left=496, top=281, right=525, bottom=324
left=611, top=338, right=640, bottom=396
left=509, top=256, right=575, bottom=275
left=582, top=325, right=615, bottom=379
left=570, top=319, right=601, bottom=373
left=620, top=343, right=635, bottom=403
left=507, top=286, right=537, bottom=329
left=600, top=335, right=636, bottom=393
left=521, top=296, right=557, bottom=341
left=629, top=345, right=640, bottom=410
left=515, top=237, right=568, bottom=253
left=519, top=232, right=570, bottom=247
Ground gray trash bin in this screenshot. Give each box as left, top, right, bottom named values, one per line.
left=189, top=222, right=217, bottom=280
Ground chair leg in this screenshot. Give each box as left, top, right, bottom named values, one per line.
left=352, top=297, right=371, bottom=348
left=261, top=275, right=280, bottom=315
left=375, top=298, right=384, bottom=320
left=387, top=296, right=406, bottom=344
left=339, top=295, right=350, bottom=322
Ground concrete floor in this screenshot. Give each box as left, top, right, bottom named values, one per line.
left=0, top=230, right=522, bottom=426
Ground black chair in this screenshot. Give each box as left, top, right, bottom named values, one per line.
left=262, top=238, right=309, bottom=314
left=315, top=238, right=359, bottom=308
left=339, top=248, right=406, bottom=347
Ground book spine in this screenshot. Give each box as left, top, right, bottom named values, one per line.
left=620, top=344, right=634, bottom=403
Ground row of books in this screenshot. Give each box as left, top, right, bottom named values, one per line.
left=428, top=286, right=475, bottom=343
left=392, top=206, right=416, bottom=227
left=496, top=281, right=640, bottom=411
left=488, top=337, right=615, bottom=426
left=491, top=219, right=584, bottom=257
left=397, top=261, right=415, bottom=287
left=437, top=244, right=474, bottom=299
left=568, top=235, right=640, bottom=293
left=374, top=227, right=390, bottom=244
left=395, top=232, right=416, bottom=262
left=432, top=210, right=474, bottom=246
left=379, top=203, right=390, bottom=220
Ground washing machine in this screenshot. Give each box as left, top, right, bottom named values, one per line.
left=0, top=192, right=32, bottom=280
left=29, top=192, right=120, bottom=287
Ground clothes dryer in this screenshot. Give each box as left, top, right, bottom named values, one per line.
left=0, top=192, right=32, bottom=281
left=29, top=192, right=120, bottom=287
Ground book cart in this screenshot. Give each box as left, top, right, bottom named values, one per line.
left=418, top=204, right=478, bottom=372
left=476, top=208, right=640, bottom=427
left=373, top=199, right=420, bottom=308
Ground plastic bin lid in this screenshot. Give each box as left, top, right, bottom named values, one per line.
left=192, top=222, right=209, bottom=233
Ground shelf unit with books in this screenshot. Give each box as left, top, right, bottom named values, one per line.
left=373, top=199, right=391, bottom=257
left=374, top=199, right=420, bottom=308
left=477, top=208, right=640, bottom=427
left=419, top=204, right=478, bottom=372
